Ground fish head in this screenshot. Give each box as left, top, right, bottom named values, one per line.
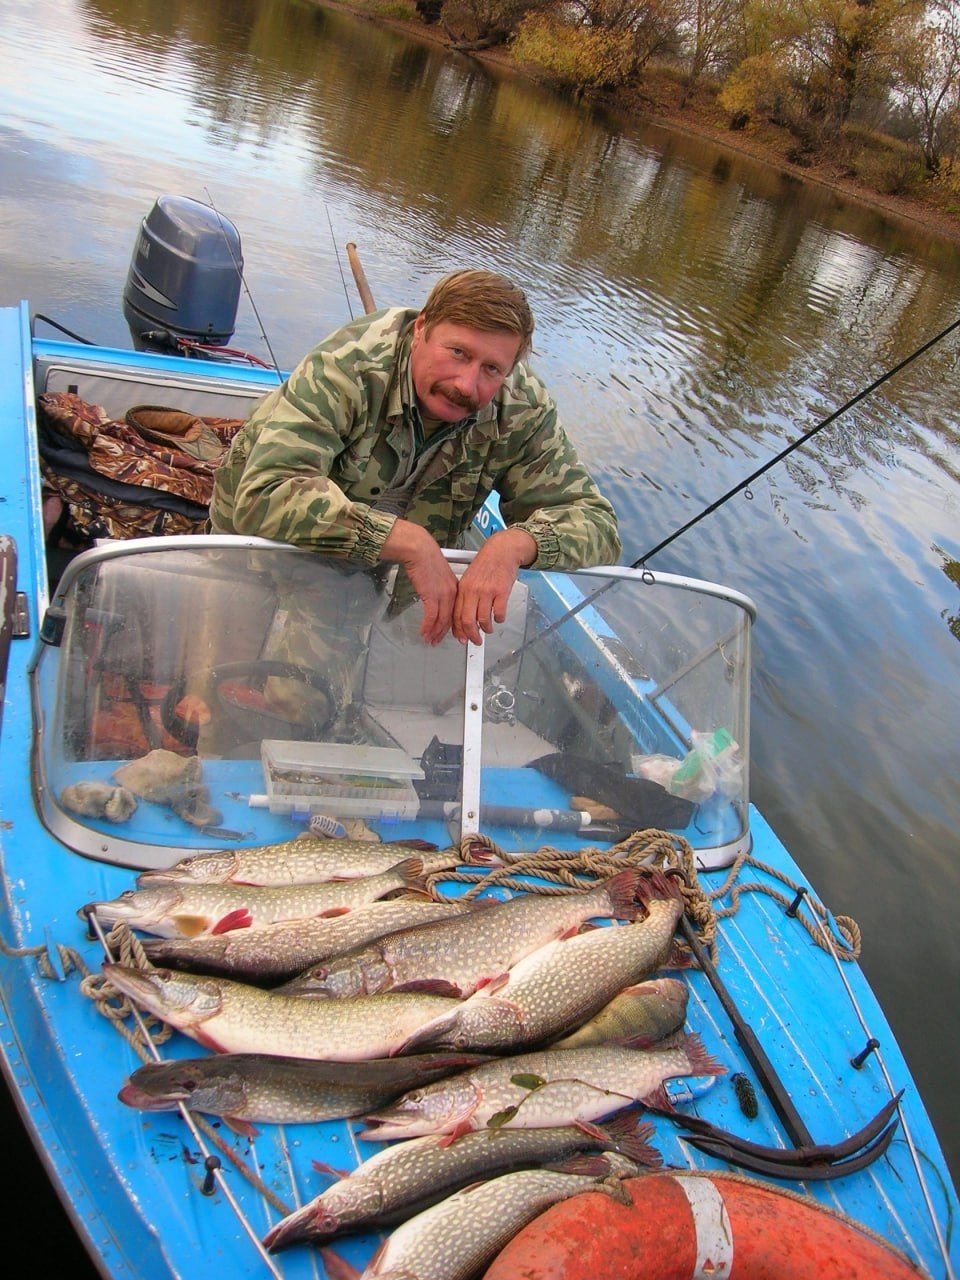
left=137, top=850, right=238, bottom=886
left=119, top=1058, right=246, bottom=1115
left=80, top=885, right=182, bottom=932
left=103, top=963, right=224, bottom=1029
left=360, top=1074, right=482, bottom=1141
left=398, top=998, right=522, bottom=1055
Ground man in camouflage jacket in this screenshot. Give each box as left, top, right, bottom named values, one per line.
left=211, top=270, right=620, bottom=647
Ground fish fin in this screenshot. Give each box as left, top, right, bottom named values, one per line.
left=318, top=907, right=351, bottom=918
left=635, top=868, right=685, bottom=907
left=462, top=841, right=505, bottom=868
left=224, top=1116, right=259, bottom=1139
left=193, top=1029, right=230, bottom=1054
left=592, top=1111, right=663, bottom=1167
left=169, top=914, right=219, bottom=938
left=393, top=856, right=434, bottom=900
left=438, top=1120, right=475, bottom=1147
left=662, top=940, right=695, bottom=969
left=385, top=838, right=438, bottom=851
left=475, top=971, right=511, bottom=994
left=210, top=909, right=253, bottom=935
left=602, top=868, right=644, bottom=921
left=572, top=1119, right=612, bottom=1142
left=682, top=1031, right=727, bottom=1077
left=319, top=1246, right=362, bottom=1280
left=311, top=1159, right=349, bottom=1180
left=393, top=979, right=465, bottom=998
left=640, top=1082, right=676, bottom=1111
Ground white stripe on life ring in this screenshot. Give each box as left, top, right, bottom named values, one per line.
left=676, top=1175, right=735, bottom=1277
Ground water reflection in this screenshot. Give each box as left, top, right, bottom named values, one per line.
left=0, top=0, right=958, bottom=1187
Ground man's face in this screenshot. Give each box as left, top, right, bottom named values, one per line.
left=410, top=316, right=522, bottom=423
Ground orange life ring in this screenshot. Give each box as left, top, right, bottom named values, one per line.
left=482, top=1171, right=929, bottom=1280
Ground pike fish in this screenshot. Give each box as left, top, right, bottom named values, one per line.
left=263, top=1111, right=659, bottom=1251
left=319, top=1159, right=638, bottom=1280
left=361, top=1034, right=725, bottom=1141
left=102, top=963, right=462, bottom=1060
left=136, top=835, right=488, bottom=888
left=277, top=868, right=643, bottom=1000
left=398, top=869, right=684, bottom=1054
left=117, top=1050, right=492, bottom=1135
left=83, top=855, right=445, bottom=938
left=550, top=977, right=689, bottom=1049
left=139, top=898, right=473, bottom=985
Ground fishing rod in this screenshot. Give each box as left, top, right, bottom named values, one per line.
left=635, top=310, right=960, bottom=567
left=204, top=186, right=282, bottom=378
left=482, top=310, right=960, bottom=684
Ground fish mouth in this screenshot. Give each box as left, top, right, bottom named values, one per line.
left=118, top=1083, right=186, bottom=1111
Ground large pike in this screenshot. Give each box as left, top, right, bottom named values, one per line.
left=117, top=1050, right=492, bottom=1135
left=318, top=1159, right=639, bottom=1280
left=398, top=869, right=684, bottom=1054
left=83, top=855, right=448, bottom=938
left=102, top=963, right=461, bottom=1060
left=263, top=1111, right=659, bottom=1251
left=361, top=1034, right=725, bottom=1141
left=137, top=834, right=495, bottom=887
left=277, top=868, right=643, bottom=999
left=139, top=898, right=473, bottom=985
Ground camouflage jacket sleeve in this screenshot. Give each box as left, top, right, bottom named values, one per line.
left=490, top=371, right=621, bottom=570
left=208, top=310, right=409, bottom=563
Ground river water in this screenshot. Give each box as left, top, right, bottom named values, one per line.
left=1, top=0, right=958, bottom=1259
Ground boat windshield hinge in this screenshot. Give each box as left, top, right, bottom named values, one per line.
left=13, top=592, right=30, bottom=638
left=39, top=603, right=66, bottom=646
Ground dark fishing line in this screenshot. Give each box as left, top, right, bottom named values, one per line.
left=634, top=311, right=960, bottom=567
left=327, top=207, right=355, bottom=321
left=204, top=187, right=282, bottom=377
left=483, top=311, right=960, bottom=683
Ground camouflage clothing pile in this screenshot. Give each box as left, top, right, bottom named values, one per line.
left=209, top=308, right=621, bottom=568
left=38, top=392, right=244, bottom=542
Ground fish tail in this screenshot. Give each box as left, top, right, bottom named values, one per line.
left=593, top=1110, right=663, bottom=1167
left=393, top=855, right=434, bottom=900
left=600, top=868, right=644, bottom=921
left=682, top=1031, right=727, bottom=1076
left=635, top=868, right=685, bottom=907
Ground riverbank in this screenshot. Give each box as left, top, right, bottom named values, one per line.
left=322, top=0, right=960, bottom=246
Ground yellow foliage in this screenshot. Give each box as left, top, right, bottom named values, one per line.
left=512, top=14, right=637, bottom=91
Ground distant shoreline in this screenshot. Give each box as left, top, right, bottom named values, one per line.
left=315, top=0, right=960, bottom=247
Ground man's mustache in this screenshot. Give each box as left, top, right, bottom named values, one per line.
left=431, top=381, right=479, bottom=412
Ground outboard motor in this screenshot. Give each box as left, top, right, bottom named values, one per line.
left=123, top=195, right=242, bottom=351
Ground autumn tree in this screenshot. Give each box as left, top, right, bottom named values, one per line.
left=893, top=0, right=960, bottom=172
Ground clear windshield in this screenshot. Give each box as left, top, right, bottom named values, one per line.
left=33, top=538, right=754, bottom=870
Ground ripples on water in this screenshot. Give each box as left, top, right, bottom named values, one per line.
left=1, top=0, right=959, bottom=1207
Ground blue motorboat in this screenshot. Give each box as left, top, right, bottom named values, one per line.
left=0, top=216, right=956, bottom=1278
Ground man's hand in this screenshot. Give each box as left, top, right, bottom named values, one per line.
left=452, top=528, right=537, bottom=645
left=380, top=519, right=460, bottom=645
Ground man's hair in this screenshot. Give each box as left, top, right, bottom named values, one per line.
left=420, top=270, right=535, bottom=360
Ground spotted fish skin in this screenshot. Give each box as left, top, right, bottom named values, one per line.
left=117, top=1050, right=492, bottom=1133
left=278, top=868, right=643, bottom=1000
left=360, top=1035, right=725, bottom=1141
left=83, top=855, right=442, bottom=938
left=102, top=963, right=461, bottom=1061
left=136, top=836, right=483, bottom=888
left=398, top=870, right=684, bottom=1054
left=263, top=1114, right=659, bottom=1251
left=333, top=1160, right=638, bottom=1280
left=140, top=898, right=471, bottom=984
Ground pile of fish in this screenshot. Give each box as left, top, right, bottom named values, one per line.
left=83, top=831, right=725, bottom=1278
